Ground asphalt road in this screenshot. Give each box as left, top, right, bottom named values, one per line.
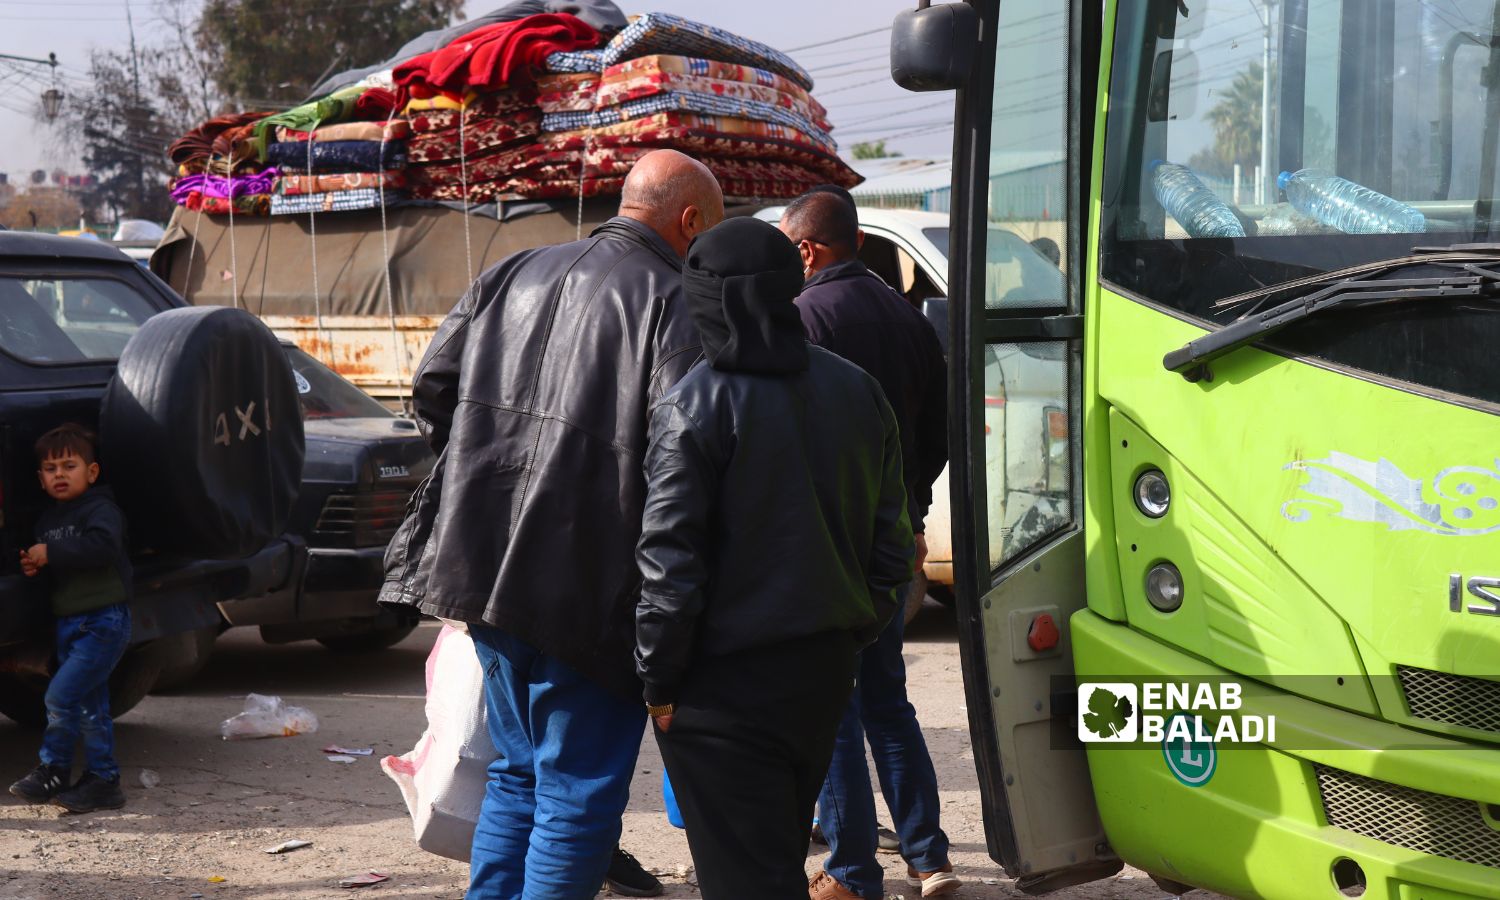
left=0, top=612, right=1199, bottom=899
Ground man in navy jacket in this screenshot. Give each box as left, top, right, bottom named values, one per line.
left=780, top=189, right=959, bottom=900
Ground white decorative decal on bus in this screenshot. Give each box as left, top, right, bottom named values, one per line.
left=1281, top=453, right=1500, bottom=536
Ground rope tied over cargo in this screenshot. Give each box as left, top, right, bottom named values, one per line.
left=226, top=170, right=239, bottom=307
left=307, top=123, right=329, bottom=365
left=377, top=98, right=412, bottom=385
left=459, top=104, right=475, bottom=289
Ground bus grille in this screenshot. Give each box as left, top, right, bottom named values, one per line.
left=1315, top=765, right=1500, bottom=870
left=1398, top=665, right=1500, bottom=736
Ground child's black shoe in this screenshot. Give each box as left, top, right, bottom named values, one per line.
left=9, top=765, right=72, bottom=803
left=52, top=772, right=124, bottom=813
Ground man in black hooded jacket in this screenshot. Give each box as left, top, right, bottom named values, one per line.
left=380, top=149, right=722, bottom=899
left=635, top=217, right=913, bottom=899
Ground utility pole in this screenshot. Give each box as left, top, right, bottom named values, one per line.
left=1250, top=0, right=1279, bottom=205
left=125, top=0, right=145, bottom=216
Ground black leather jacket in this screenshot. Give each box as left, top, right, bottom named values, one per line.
left=634, top=317, right=913, bottom=706
left=380, top=217, right=701, bottom=699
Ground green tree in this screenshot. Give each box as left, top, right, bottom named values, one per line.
left=851, top=140, right=902, bottom=161
left=53, top=49, right=182, bottom=223
left=197, top=0, right=464, bottom=107
left=1188, top=62, right=1263, bottom=179
left=39, top=0, right=222, bottom=223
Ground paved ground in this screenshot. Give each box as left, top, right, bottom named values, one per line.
left=0, top=612, right=1206, bottom=899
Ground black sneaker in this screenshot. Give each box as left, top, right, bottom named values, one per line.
left=8, top=765, right=71, bottom=803
left=603, top=846, right=663, bottom=897
left=52, top=773, right=125, bottom=813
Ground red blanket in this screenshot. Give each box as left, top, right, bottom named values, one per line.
left=395, top=14, right=599, bottom=97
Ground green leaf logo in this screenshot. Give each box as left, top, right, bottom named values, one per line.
left=1082, top=686, right=1134, bottom=739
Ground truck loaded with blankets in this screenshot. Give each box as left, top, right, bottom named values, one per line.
left=151, top=2, right=863, bottom=405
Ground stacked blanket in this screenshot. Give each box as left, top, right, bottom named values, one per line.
left=268, top=130, right=409, bottom=215
left=168, top=113, right=277, bottom=215
left=166, top=8, right=862, bottom=212
left=529, top=13, right=857, bottom=199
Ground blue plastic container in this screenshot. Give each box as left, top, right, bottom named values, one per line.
left=663, top=769, right=685, bottom=829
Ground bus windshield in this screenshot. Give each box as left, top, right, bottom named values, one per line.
left=1100, top=0, right=1500, bottom=407
left=1102, top=0, right=1500, bottom=315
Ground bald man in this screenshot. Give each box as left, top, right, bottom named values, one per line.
left=381, top=150, right=724, bottom=900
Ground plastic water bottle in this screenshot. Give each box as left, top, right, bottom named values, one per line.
left=1150, top=161, right=1246, bottom=238
left=1277, top=169, right=1426, bottom=234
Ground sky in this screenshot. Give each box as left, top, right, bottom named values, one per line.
left=0, top=0, right=955, bottom=179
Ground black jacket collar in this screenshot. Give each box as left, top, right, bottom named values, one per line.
left=804, top=257, right=876, bottom=290
left=592, top=216, right=682, bottom=271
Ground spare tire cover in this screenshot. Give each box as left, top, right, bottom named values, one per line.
left=101, top=307, right=304, bottom=559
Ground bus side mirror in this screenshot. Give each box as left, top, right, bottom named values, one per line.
left=891, top=2, right=980, bottom=92
left=922, top=297, right=950, bottom=357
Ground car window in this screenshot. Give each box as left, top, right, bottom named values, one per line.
left=284, top=346, right=394, bottom=420
left=922, top=227, right=950, bottom=260
left=0, top=275, right=157, bottom=363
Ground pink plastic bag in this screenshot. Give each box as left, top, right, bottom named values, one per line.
left=381, top=625, right=493, bottom=862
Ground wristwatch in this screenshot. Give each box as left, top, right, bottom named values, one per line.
left=646, top=702, right=676, bottom=717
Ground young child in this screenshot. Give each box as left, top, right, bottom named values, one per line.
left=7, top=423, right=132, bottom=812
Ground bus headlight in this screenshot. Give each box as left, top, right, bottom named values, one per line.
left=1145, top=562, right=1185, bottom=612
left=1134, top=469, right=1171, bottom=518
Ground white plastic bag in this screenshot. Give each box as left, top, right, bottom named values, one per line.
left=220, top=693, right=320, bottom=740
left=381, top=624, right=492, bottom=862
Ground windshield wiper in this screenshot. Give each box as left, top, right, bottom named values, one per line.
left=1163, top=265, right=1500, bottom=381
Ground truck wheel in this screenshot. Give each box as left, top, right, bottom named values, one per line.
left=150, top=627, right=220, bottom=692
left=0, top=644, right=163, bottom=728
left=316, top=623, right=418, bottom=653
left=904, top=571, right=931, bottom=626
left=101, top=306, right=305, bottom=559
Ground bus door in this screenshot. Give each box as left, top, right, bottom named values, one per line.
left=895, top=0, right=1118, bottom=891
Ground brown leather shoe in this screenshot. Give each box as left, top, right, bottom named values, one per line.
left=906, top=862, right=962, bottom=896
left=808, top=871, right=863, bottom=900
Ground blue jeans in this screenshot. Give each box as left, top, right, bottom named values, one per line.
left=468, top=625, right=644, bottom=900
left=819, top=592, right=950, bottom=898
left=40, top=604, right=131, bottom=781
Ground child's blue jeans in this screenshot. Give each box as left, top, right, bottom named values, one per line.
left=40, top=604, right=131, bottom=781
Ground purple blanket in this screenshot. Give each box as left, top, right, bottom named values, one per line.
left=171, top=169, right=280, bottom=203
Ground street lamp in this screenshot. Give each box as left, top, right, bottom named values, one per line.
left=0, top=51, right=63, bottom=122
left=41, top=87, right=63, bottom=121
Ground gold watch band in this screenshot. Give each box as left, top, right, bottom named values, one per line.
left=646, top=702, right=675, bottom=717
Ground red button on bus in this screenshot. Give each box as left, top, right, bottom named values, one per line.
left=1027, top=614, right=1060, bottom=652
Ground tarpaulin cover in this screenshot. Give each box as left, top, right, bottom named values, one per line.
left=152, top=201, right=622, bottom=316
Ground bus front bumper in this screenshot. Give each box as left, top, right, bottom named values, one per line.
left=1072, top=611, right=1500, bottom=900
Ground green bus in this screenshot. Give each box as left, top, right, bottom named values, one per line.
left=890, top=1, right=1500, bottom=897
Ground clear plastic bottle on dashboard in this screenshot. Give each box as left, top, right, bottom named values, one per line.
left=1277, top=168, right=1426, bottom=234
left=1150, top=161, right=1246, bottom=238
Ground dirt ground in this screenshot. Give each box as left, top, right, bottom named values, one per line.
left=0, top=613, right=1211, bottom=900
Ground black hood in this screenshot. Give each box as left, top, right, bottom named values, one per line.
left=682, top=218, right=808, bottom=375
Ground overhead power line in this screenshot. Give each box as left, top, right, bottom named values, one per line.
left=785, top=25, right=891, bottom=53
